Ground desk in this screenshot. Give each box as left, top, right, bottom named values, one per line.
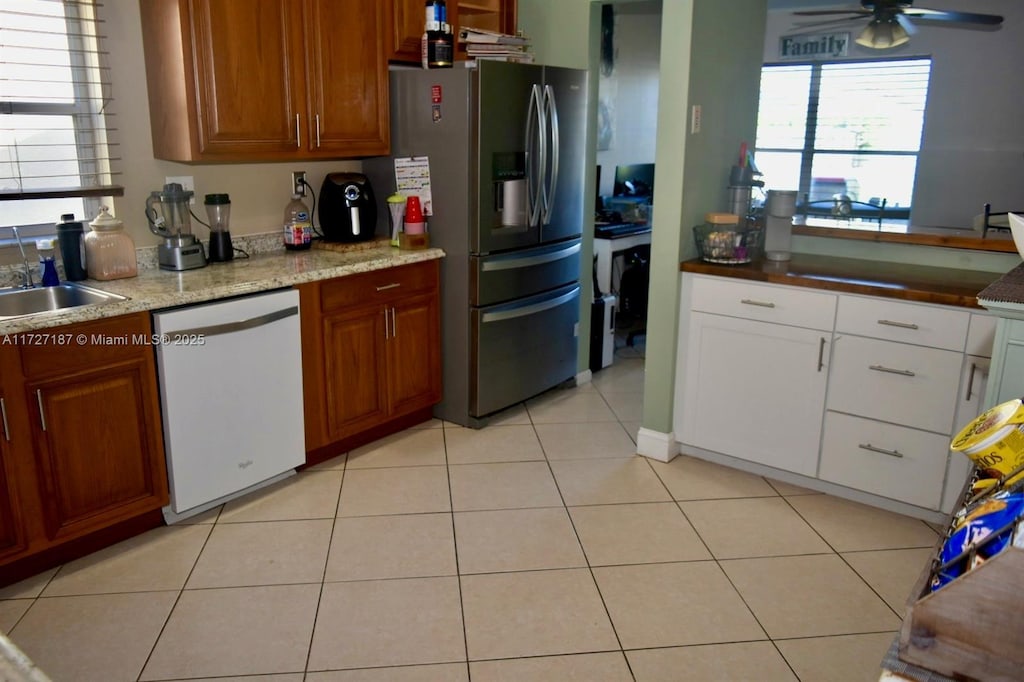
left=593, top=227, right=651, bottom=296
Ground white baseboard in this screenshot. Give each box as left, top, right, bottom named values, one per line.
left=636, top=427, right=679, bottom=462
left=575, top=369, right=593, bottom=386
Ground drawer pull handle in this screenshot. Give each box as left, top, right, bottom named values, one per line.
left=0, top=398, right=8, bottom=442
left=869, top=364, right=916, bottom=377
left=817, top=337, right=826, bottom=372
left=36, top=389, right=47, bottom=432
left=877, top=319, right=919, bottom=330
left=740, top=299, right=775, bottom=308
left=376, top=283, right=402, bottom=292
left=859, top=443, right=904, bottom=458
left=966, top=362, right=978, bottom=402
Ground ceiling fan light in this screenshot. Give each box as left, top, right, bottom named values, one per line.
left=856, top=18, right=910, bottom=49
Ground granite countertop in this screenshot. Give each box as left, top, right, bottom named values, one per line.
left=681, top=253, right=1003, bottom=308
left=0, top=241, right=445, bottom=335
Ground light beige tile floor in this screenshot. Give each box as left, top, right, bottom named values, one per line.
left=0, top=354, right=938, bottom=681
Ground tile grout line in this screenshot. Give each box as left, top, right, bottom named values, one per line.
left=528, top=396, right=639, bottom=682
left=441, top=421, right=473, bottom=680
left=300, top=450, right=348, bottom=675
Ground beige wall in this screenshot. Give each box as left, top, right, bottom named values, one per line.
left=103, top=2, right=361, bottom=248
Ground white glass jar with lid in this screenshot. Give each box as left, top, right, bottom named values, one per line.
left=85, top=206, right=138, bottom=280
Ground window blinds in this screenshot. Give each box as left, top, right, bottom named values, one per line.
left=0, top=0, right=122, bottom=201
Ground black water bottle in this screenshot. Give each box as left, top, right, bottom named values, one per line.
left=56, top=213, right=88, bottom=281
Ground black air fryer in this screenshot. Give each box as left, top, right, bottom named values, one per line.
left=319, top=172, right=377, bottom=242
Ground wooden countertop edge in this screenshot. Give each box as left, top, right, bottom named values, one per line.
left=680, top=256, right=1000, bottom=309
left=793, top=225, right=1018, bottom=253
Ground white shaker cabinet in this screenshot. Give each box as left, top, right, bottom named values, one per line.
left=675, top=272, right=992, bottom=519
left=677, top=276, right=835, bottom=477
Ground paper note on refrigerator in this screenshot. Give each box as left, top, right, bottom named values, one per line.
left=394, top=156, right=433, bottom=216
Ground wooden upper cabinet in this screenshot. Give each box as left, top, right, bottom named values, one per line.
left=306, top=0, right=390, bottom=155
left=140, top=0, right=389, bottom=161
left=386, top=0, right=518, bottom=64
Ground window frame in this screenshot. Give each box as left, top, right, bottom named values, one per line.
left=1, top=0, right=121, bottom=237
left=754, top=56, right=932, bottom=224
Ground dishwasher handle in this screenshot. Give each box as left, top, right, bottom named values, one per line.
left=164, top=306, right=298, bottom=342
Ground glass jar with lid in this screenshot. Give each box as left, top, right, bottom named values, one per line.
left=85, top=206, right=138, bottom=280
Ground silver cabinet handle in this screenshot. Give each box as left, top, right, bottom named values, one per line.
left=391, top=308, right=397, bottom=339
left=869, top=364, right=916, bottom=377
left=0, top=397, right=9, bottom=442
left=315, top=114, right=321, bottom=148
left=383, top=308, right=390, bottom=340
left=877, top=319, right=919, bottom=330
left=295, top=114, right=301, bottom=148
left=966, top=362, right=979, bottom=402
left=740, top=299, right=776, bottom=308
left=859, top=443, right=904, bottom=458
left=36, top=389, right=47, bottom=432
left=817, top=337, right=826, bottom=372
left=375, top=283, right=401, bottom=292
left=165, top=306, right=298, bottom=341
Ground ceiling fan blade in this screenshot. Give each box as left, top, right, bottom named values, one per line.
left=792, top=16, right=872, bottom=31
left=894, top=12, right=918, bottom=35
left=905, top=8, right=1003, bottom=25
left=792, top=10, right=871, bottom=17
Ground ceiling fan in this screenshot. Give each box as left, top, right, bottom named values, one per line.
left=792, top=1, right=1004, bottom=49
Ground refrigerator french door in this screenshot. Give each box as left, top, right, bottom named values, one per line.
left=365, top=60, right=589, bottom=426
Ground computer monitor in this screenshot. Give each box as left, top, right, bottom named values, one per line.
left=613, top=163, right=655, bottom=198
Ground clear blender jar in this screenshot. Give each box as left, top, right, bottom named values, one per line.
left=146, top=182, right=207, bottom=271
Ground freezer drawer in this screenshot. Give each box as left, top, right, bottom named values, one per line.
left=471, top=283, right=580, bottom=417
left=471, top=238, right=581, bottom=306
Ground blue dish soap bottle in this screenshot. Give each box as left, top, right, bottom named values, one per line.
left=37, top=239, right=60, bottom=287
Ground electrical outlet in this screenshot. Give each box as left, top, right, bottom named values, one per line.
left=292, top=171, right=306, bottom=197
left=165, top=175, right=195, bottom=204
left=690, top=105, right=702, bottom=134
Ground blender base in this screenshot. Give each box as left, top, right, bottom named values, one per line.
left=159, top=241, right=208, bottom=271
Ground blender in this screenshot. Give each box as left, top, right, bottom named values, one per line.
left=146, top=182, right=207, bottom=271
left=204, top=193, right=234, bottom=262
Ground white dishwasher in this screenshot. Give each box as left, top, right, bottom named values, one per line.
left=153, top=288, right=305, bottom=523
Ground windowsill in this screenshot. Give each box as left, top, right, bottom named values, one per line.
left=792, top=222, right=1018, bottom=254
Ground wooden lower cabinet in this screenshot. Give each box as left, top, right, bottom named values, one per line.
left=0, top=313, right=168, bottom=584
left=300, top=261, right=442, bottom=460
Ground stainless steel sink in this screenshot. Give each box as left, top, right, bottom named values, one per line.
left=0, top=283, right=128, bottom=320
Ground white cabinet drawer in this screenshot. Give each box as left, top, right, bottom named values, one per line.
left=836, top=295, right=969, bottom=351
left=690, top=276, right=836, bottom=331
left=820, top=412, right=949, bottom=510
left=828, top=335, right=962, bottom=434
left=966, top=312, right=996, bottom=358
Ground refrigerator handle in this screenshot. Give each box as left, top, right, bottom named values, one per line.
left=525, top=84, right=545, bottom=228
left=542, top=85, right=560, bottom=225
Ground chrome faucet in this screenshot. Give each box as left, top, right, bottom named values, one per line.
left=10, top=226, right=35, bottom=289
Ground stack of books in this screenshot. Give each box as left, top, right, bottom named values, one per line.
left=458, top=27, right=533, bottom=63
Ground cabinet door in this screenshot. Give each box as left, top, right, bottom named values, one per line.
left=0, top=400, right=26, bottom=561
left=680, top=312, right=828, bottom=477
left=942, top=356, right=990, bottom=513
left=28, top=362, right=168, bottom=541
left=387, top=293, right=442, bottom=416
left=306, top=0, right=389, bottom=155
left=386, top=0, right=428, bottom=63
left=323, top=306, right=390, bottom=439
left=190, top=0, right=306, bottom=156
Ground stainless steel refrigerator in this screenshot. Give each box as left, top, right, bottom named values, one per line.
left=365, top=61, right=588, bottom=427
